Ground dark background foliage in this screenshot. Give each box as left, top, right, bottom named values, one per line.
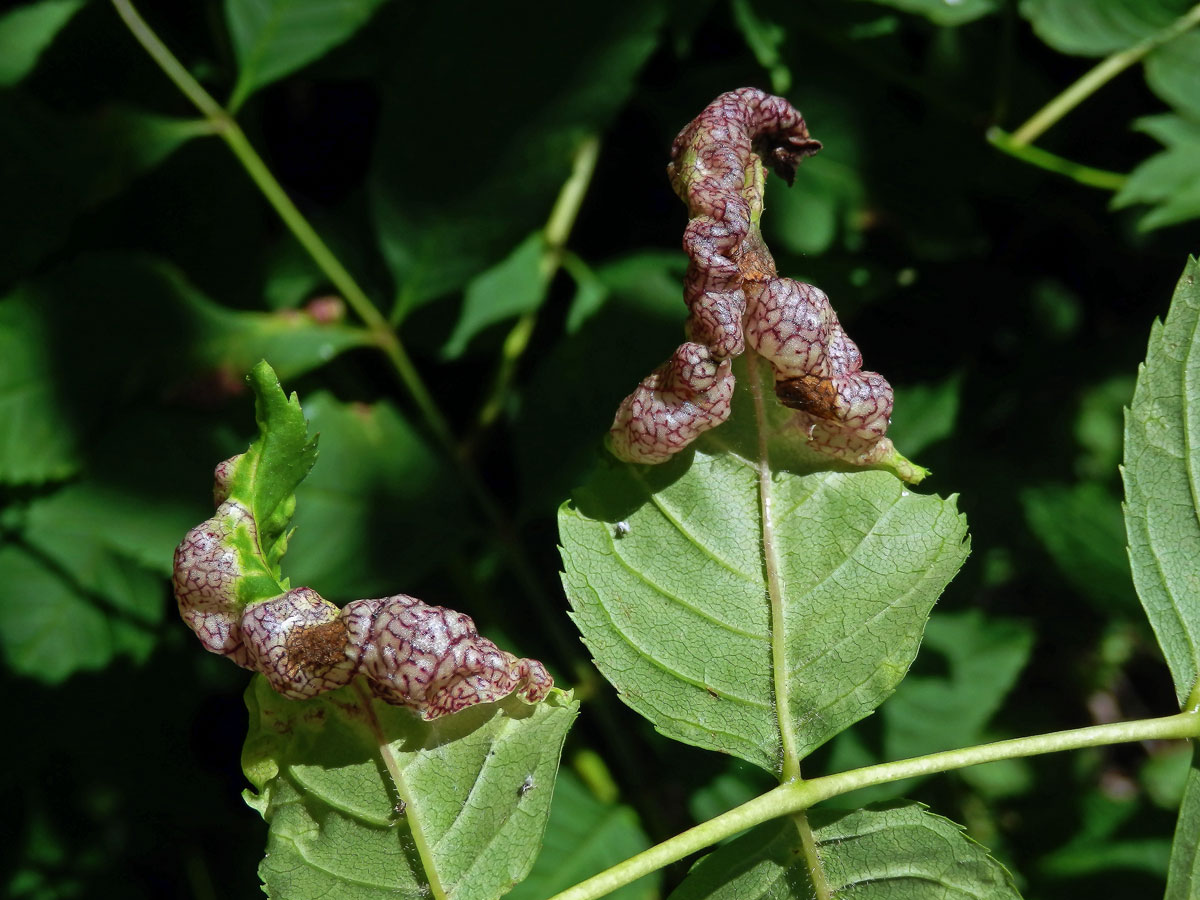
left=3, top=0, right=1199, bottom=897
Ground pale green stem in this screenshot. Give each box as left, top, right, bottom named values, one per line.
left=987, top=127, right=1128, bottom=190
left=110, top=0, right=456, bottom=453
left=548, top=711, right=1200, bottom=900
left=354, top=682, right=448, bottom=900
left=475, top=135, right=601, bottom=433
left=1008, top=2, right=1200, bottom=147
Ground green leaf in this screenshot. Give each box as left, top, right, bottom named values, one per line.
left=766, top=95, right=866, bottom=256
left=242, top=677, right=578, bottom=900
left=225, top=0, right=391, bottom=109
left=1022, top=482, right=1138, bottom=613
left=689, top=759, right=776, bottom=829
left=514, top=251, right=686, bottom=515
left=889, top=374, right=963, bottom=457
left=560, top=356, right=969, bottom=774
left=370, top=2, right=663, bottom=314
left=284, top=392, right=473, bottom=599
left=1040, top=790, right=1171, bottom=878
left=1112, top=115, right=1200, bottom=232
left=222, top=361, right=318, bottom=591
left=1146, top=31, right=1200, bottom=119
left=563, top=255, right=609, bottom=335
left=0, top=0, right=84, bottom=85
left=1123, top=255, right=1200, bottom=706
left=0, top=252, right=365, bottom=485
left=668, top=802, right=1020, bottom=899
left=882, top=610, right=1033, bottom=761
left=825, top=611, right=1032, bottom=806
left=0, top=543, right=156, bottom=683
left=731, top=0, right=791, bottom=94
left=1165, top=748, right=1200, bottom=899
left=0, top=97, right=202, bottom=283
left=1074, top=375, right=1136, bottom=481
left=442, top=232, right=548, bottom=359
left=505, top=770, right=658, bottom=900
left=0, top=288, right=80, bottom=484
left=862, top=0, right=998, bottom=27
left=1020, top=0, right=1189, bottom=56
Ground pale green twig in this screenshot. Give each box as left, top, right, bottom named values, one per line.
left=987, top=127, right=1128, bottom=190
left=548, top=710, right=1200, bottom=900
left=474, top=135, right=601, bottom=434
left=1007, top=2, right=1200, bottom=148
left=110, top=0, right=455, bottom=453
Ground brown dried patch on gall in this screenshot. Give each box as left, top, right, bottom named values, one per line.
left=608, top=343, right=736, bottom=465
left=777, top=375, right=840, bottom=419
left=172, top=499, right=254, bottom=666
left=344, top=595, right=553, bottom=719
left=241, top=587, right=356, bottom=699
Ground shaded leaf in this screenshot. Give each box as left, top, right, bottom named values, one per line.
left=0, top=253, right=366, bottom=489
left=862, top=0, right=998, bottom=27
left=889, top=374, right=963, bottom=457
left=0, top=97, right=202, bottom=283
left=0, top=543, right=156, bottom=682
left=1122, top=255, right=1200, bottom=706
left=514, top=251, right=685, bottom=515
left=767, top=95, right=866, bottom=256
left=1074, top=375, right=1135, bottom=481
left=731, top=0, right=791, bottom=94
left=1112, top=115, right=1200, bottom=232
left=370, top=2, right=663, bottom=314
left=225, top=0, right=391, bottom=109
left=882, top=610, right=1033, bottom=761
left=0, top=0, right=84, bottom=85
left=506, top=770, right=658, bottom=900
left=562, top=255, right=609, bottom=335
left=1022, top=482, right=1138, bottom=613
left=1020, top=0, right=1188, bottom=56
left=689, top=759, right=776, bottom=829
left=284, top=392, right=473, bottom=600
left=242, top=677, right=578, bottom=900
left=443, top=231, right=547, bottom=359
left=825, top=610, right=1032, bottom=806
left=560, top=356, right=969, bottom=774
left=0, top=290, right=79, bottom=483
left=668, top=802, right=1020, bottom=899
left=1146, top=31, right=1200, bottom=120
left=1040, top=790, right=1171, bottom=878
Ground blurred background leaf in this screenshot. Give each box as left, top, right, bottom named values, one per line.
left=3, top=0, right=1200, bottom=896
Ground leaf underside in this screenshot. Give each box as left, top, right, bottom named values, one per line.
left=560, top=356, right=969, bottom=774
left=1123, top=255, right=1200, bottom=707
left=668, top=801, right=1021, bottom=900
left=243, top=677, right=578, bottom=900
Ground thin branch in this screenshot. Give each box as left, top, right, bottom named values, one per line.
left=110, top=0, right=456, bottom=453
left=987, top=127, right=1128, bottom=190
left=474, top=135, right=601, bottom=434
left=548, top=711, right=1200, bottom=900
left=1008, top=2, right=1200, bottom=147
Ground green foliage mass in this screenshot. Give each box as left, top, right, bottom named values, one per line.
left=5, top=0, right=1200, bottom=898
